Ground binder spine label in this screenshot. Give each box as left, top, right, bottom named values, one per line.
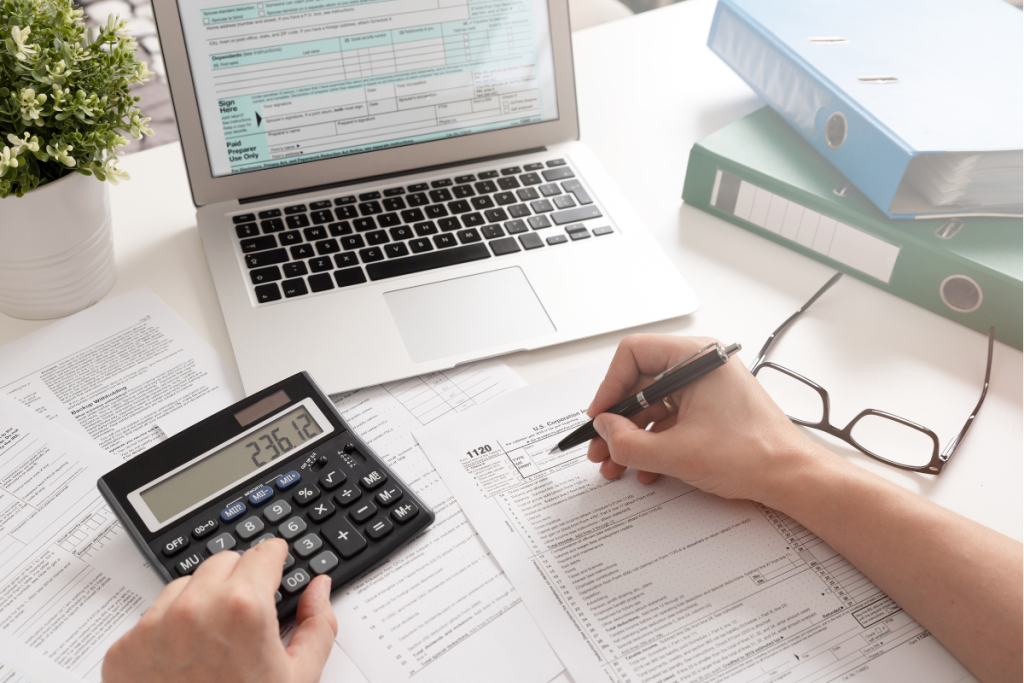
left=711, top=169, right=901, bottom=283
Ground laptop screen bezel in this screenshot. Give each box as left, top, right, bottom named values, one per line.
left=151, top=0, right=580, bottom=207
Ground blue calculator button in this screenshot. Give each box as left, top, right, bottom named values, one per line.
left=248, top=486, right=275, bottom=506
left=276, top=471, right=301, bottom=490
left=221, top=501, right=247, bottom=522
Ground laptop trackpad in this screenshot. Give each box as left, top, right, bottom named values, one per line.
left=384, top=267, right=555, bottom=363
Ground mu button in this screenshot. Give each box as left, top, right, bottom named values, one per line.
left=321, top=517, right=367, bottom=559
left=175, top=551, right=205, bottom=576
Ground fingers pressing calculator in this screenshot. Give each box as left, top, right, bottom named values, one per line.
left=98, top=373, right=434, bottom=621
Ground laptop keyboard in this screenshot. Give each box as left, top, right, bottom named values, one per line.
left=231, top=159, right=615, bottom=304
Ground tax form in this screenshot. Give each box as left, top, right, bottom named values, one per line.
left=325, top=360, right=563, bottom=683
left=416, top=363, right=971, bottom=683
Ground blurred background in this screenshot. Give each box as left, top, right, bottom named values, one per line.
left=75, top=0, right=1022, bottom=153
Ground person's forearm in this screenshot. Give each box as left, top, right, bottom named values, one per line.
left=762, top=445, right=1022, bottom=683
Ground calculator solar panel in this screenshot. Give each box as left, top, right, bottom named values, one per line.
left=97, top=373, right=434, bottom=621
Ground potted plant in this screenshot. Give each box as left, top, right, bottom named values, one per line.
left=0, top=0, right=154, bottom=319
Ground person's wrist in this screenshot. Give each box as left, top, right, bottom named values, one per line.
left=755, top=438, right=839, bottom=513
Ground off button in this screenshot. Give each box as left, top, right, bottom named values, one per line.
left=162, top=535, right=190, bottom=557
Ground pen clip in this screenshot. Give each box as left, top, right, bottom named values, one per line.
left=652, top=343, right=720, bottom=382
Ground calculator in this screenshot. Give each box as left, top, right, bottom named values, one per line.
left=97, top=372, right=434, bottom=621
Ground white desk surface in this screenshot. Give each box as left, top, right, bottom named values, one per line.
left=2, top=0, right=1020, bottom=543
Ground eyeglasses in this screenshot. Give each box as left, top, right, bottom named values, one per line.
left=749, top=273, right=994, bottom=475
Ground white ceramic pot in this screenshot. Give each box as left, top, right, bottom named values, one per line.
left=0, top=171, right=116, bottom=320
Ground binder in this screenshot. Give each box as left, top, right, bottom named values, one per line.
left=707, top=0, right=1023, bottom=220
left=682, top=107, right=1023, bottom=349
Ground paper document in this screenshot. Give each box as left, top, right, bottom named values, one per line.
left=0, top=628, right=85, bottom=683
left=326, top=360, right=564, bottom=683
left=0, top=288, right=244, bottom=460
left=416, top=364, right=970, bottom=683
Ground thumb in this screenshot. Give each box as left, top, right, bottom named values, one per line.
left=286, top=575, right=338, bottom=683
left=593, top=413, right=657, bottom=471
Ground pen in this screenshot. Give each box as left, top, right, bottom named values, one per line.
left=548, top=341, right=742, bottom=454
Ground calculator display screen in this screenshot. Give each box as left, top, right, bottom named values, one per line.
left=140, top=405, right=324, bottom=524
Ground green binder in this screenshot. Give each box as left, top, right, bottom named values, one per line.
left=682, top=107, right=1023, bottom=349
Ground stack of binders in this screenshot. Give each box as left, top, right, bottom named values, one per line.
left=683, top=0, right=1023, bottom=347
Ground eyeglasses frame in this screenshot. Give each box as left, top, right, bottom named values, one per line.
left=749, top=272, right=994, bottom=475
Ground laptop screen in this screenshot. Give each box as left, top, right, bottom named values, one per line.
left=174, top=0, right=561, bottom=178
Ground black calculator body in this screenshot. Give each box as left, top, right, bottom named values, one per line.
left=97, top=372, right=433, bottom=621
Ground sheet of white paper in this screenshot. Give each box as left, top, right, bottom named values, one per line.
left=325, top=360, right=564, bottom=683
left=416, top=363, right=971, bottom=683
left=0, top=397, right=164, bottom=681
left=0, top=628, right=86, bottom=683
left=0, top=288, right=244, bottom=460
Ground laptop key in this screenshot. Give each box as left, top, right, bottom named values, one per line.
left=378, top=213, right=401, bottom=228
left=236, top=223, right=259, bottom=238
left=359, top=191, right=381, bottom=201
left=354, top=217, right=376, bottom=231
left=241, top=235, right=277, bottom=253
left=258, top=209, right=281, bottom=219
left=546, top=158, right=567, bottom=167
left=389, top=226, right=414, bottom=241
left=308, top=273, right=334, bottom=292
left=382, top=197, right=406, bottom=211
left=481, top=224, right=504, bottom=239
left=570, top=229, right=591, bottom=241
left=594, top=226, right=614, bottom=236
left=562, top=179, right=593, bottom=205
left=233, top=213, right=257, bottom=224
left=429, top=188, right=452, bottom=203
left=455, top=174, right=476, bottom=184
left=366, top=230, right=390, bottom=245
left=448, top=200, right=470, bottom=214
left=261, top=218, right=285, bottom=233
left=335, top=205, right=358, bottom=220
left=519, top=233, right=544, bottom=250
left=484, top=208, right=508, bottom=222
left=254, top=283, right=281, bottom=303
left=430, top=178, right=452, bottom=188
left=471, top=196, right=495, bottom=210
left=452, top=185, right=475, bottom=198
left=542, top=167, right=575, bottom=181
left=494, top=192, right=516, bottom=205
left=385, top=243, right=410, bottom=258
left=477, top=170, right=499, bottom=179
left=529, top=215, right=552, bottom=230
left=309, top=257, right=333, bottom=272
left=474, top=180, right=498, bottom=194
left=520, top=173, right=542, bottom=186
left=328, top=221, right=352, bottom=236
left=551, top=206, right=602, bottom=225
left=360, top=247, right=385, bottom=263
left=489, top=236, right=520, bottom=256
left=438, top=218, right=460, bottom=232
left=553, top=195, right=577, bottom=209
left=366, top=243, right=491, bottom=281
left=531, top=199, right=554, bottom=213
left=279, top=230, right=302, bottom=246
left=311, top=210, right=333, bottom=224
left=400, top=208, right=424, bottom=223
left=290, top=244, right=315, bottom=259
left=407, top=192, right=429, bottom=207
left=407, top=183, right=428, bottom=192
left=334, top=252, right=358, bottom=268
left=504, top=219, right=528, bottom=234
left=425, top=205, right=449, bottom=219
left=284, top=205, right=306, bottom=215
left=334, top=196, right=356, bottom=206
left=547, top=234, right=569, bottom=245
left=461, top=213, right=484, bottom=227
left=539, top=183, right=561, bottom=197
left=334, top=267, right=367, bottom=287
left=341, top=235, right=365, bottom=250
left=304, top=226, right=327, bottom=241
left=413, top=221, right=438, bottom=236
left=524, top=163, right=544, bottom=171
left=433, top=234, right=458, bottom=249
left=508, top=204, right=531, bottom=218
left=409, top=238, right=433, bottom=253
left=497, top=177, right=520, bottom=190
left=500, top=166, right=521, bottom=176
left=457, top=229, right=481, bottom=244
left=310, top=200, right=332, bottom=210
left=282, top=278, right=309, bottom=297
left=383, top=187, right=405, bottom=197
left=286, top=214, right=310, bottom=229
left=245, top=249, right=288, bottom=268
left=359, top=201, right=382, bottom=215
left=517, top=188, right=539, bottom=201
left=250, top=266, right=281, bottom=284
left=283, top=262, right=308, bottom=277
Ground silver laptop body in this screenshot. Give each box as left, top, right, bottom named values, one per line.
left=153, top=0, right=699, bottom=393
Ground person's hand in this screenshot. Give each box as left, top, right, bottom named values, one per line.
left=103, top=539, right=337, bottom=683
left=586, top=334, right=829, bottom=506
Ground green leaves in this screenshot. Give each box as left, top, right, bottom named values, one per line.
left=1, top=0, right=153, bottom=197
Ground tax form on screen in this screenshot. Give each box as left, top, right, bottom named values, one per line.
left=416, top=363, right=972, bottom=683
left=176, top=0, right=559, bottom=176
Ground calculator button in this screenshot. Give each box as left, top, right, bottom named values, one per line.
left=365, top=517, right=393, bottom=540
left=264, top=500, right=292, bottom=523
left=192, top=519, right=219, bottom=539
left=350, top=502, right=377, bottom=523
left=279, top=516, right=308, bottom=540
left=207, top=532, right=237, bottom=554
left=321, top=517, right=367, bottom=559
left=249, top=533, right=276, bottom=548
left=281, top=568, right=311, bottom=594
left=284, top=553, right=295, bottom=570
left=293, top=484, right=320, bottom=506
left=236, top=517, right=265, bottom=540
left=334, top=487, right=361, bottom=507
left=248, top=486, right=275, bottom=507
left=308, top=500, right=335, bottom=522
left=375, top=486, right=403, bottom=507
left=391, top=502, right=420, bottom=524
left=221, top=501, right=247, bottom=522
left=175, top=551, right=205, bottom=576
left=318, top=468, right=346, bottom=490
left=276, top=471, right=301, bottom=490
left=360, top=470, right=387, bottom=490
left=162, top=535, right=190, bottom=557
left=309, top=550, right=339, bottom=576
left=294, top=533, right=323, bottom=558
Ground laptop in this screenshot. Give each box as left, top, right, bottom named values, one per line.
left=152, top=0, right=699, bottom=394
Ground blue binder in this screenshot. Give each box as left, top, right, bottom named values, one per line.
left=707, top=0, right=1023, bottom=220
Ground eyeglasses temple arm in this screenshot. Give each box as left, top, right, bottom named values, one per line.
left=940, top=327, right=995, bottom=461
left=749, top=272, right=844, bottom=372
